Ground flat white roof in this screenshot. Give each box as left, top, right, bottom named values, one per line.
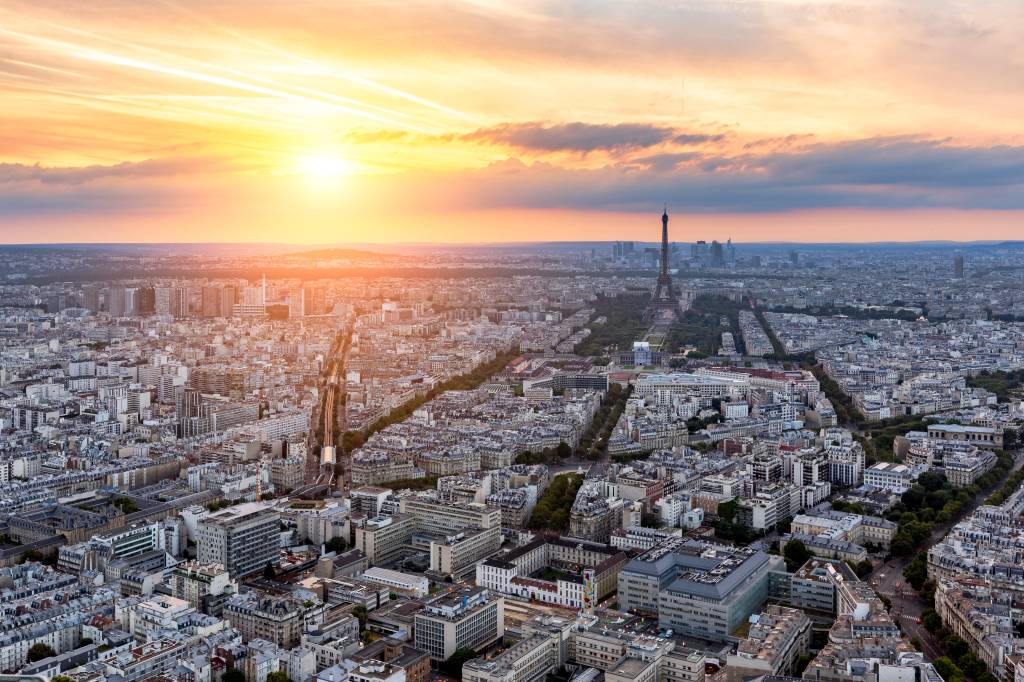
left=362, top=567, right=427, bottom=586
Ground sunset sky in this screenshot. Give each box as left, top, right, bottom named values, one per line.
left=2, top=0, right=1023, bottom=244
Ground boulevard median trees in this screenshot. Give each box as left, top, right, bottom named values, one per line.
left=932, top=657, right=964, bottom=682
left=919, top=585, right=1001, bottom=682
left=342, top=350, right=520, bottom=452
left=516, top=443, right=570, bottom=466
left=887, top=470, right=983, bottom=558
left=903, top=552, right=929, bottom=590
left=528, top=473, right=584, bottom=532
left=986, top=454, right=1024, bottom=505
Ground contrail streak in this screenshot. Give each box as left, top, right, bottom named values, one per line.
left=29, top=15, right=434, bottom=127
left=153, top=0, right=480, bottom=125
left=0, top=27, right=428, bottom=132
left=0, top=57, right=92, bottom=80
left=1, top=78, right=307, bottom=138
left=0, top=13, right=432, bottom=129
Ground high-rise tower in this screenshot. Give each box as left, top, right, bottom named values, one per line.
left=651, top=206, right=677, bottom=303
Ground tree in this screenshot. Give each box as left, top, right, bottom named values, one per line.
left=831, top=500, right=864, bottom=514
left=352, top=604, right=368, bottom=630
left=783, top=539, right=812, bottom=572
left=890, top=534, right=915, bottom=557
left=266, top=673, right=291, bottom=682
left=325, top=536, right=348, bottom=554
left=52, top=677, right=75, bottom=682
left=922, top=609, right=943, bottom=634
left=903, top=553, right=928, bottom=590
left=932, top=657, right=962, bottom=682
left=717, top=499, right=737, bottom=523
left=959, top=653, right=986, bottom=680
left=853, top=559, right=874, bottom=579
left=26, top=643, right=56, bottom=662
left=941, top=634, right=969, bottom=661
left=263, top=561, right=276, bottom=579
left=223, top=669, right=246, bottom=682
left=111, top=496, right=139, bottom=513
left=440, top=648, right=478, bottom=677
left=555, top=441, right=572, bottom=459
left=528, top=473, right=584, bottom=531
left=901, top=486, right=926, bottom=510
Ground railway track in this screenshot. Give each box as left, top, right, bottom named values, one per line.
left=310, top=324, right=353, bottom=492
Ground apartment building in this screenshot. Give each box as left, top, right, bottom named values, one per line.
left=725, top=606, right=811, bottom=682
left=355, top=514, right=416, bottom=566
left=196, top=502, right=281, bottom=578
left=413, top=587, right=504, bottom=661
left=224, top=593, right=325, bottom=648
left=463, top=635, right=554, bottom=682
left=429, top=525, right=502, bottom=578
left=170, top=561, right=237, bottom=613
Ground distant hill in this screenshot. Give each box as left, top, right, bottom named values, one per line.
left=283, top=247, right=394, bottom=260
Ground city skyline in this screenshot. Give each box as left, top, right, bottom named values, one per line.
left=2, top=3, right=1023, bottom=675
left=2, top=0, right=1024, bottom=243
left=2, top=212, right=1023, bottom=682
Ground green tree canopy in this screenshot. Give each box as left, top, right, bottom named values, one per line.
left=853, top=559, right=874, bottom=579
left=352, top=604, right=368, bottom=630
left=325, top=536, right=348, bottom=554
left=783, top=539, right=813, bottom=572
left=223, top=668, right=246, bottom=682
left=440, top=648, right=478, bottom=678
left=27, top=642, right=56, bottom=662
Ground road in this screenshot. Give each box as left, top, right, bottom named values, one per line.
left=871, top=449, right=1023, bottom=661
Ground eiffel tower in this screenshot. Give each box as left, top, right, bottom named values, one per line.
left=650, top=206, right=678, bottom=307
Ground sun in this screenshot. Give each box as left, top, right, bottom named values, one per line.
left=294, top=153, right=357, bottom=184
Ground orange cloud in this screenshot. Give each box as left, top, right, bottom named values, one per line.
left=0, top=0, right=1021, bottom=242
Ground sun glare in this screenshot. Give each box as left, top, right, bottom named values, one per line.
left=295, top=153, right=357, bottom=184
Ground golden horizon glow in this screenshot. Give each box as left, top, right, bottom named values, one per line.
left=1, top=0, right=1022, bottom=243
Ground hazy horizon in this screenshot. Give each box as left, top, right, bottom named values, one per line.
left=1, top=238, right=1022, bottom=249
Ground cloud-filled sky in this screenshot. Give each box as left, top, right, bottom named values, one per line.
left=1, top=0, right=1023, bottom=243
